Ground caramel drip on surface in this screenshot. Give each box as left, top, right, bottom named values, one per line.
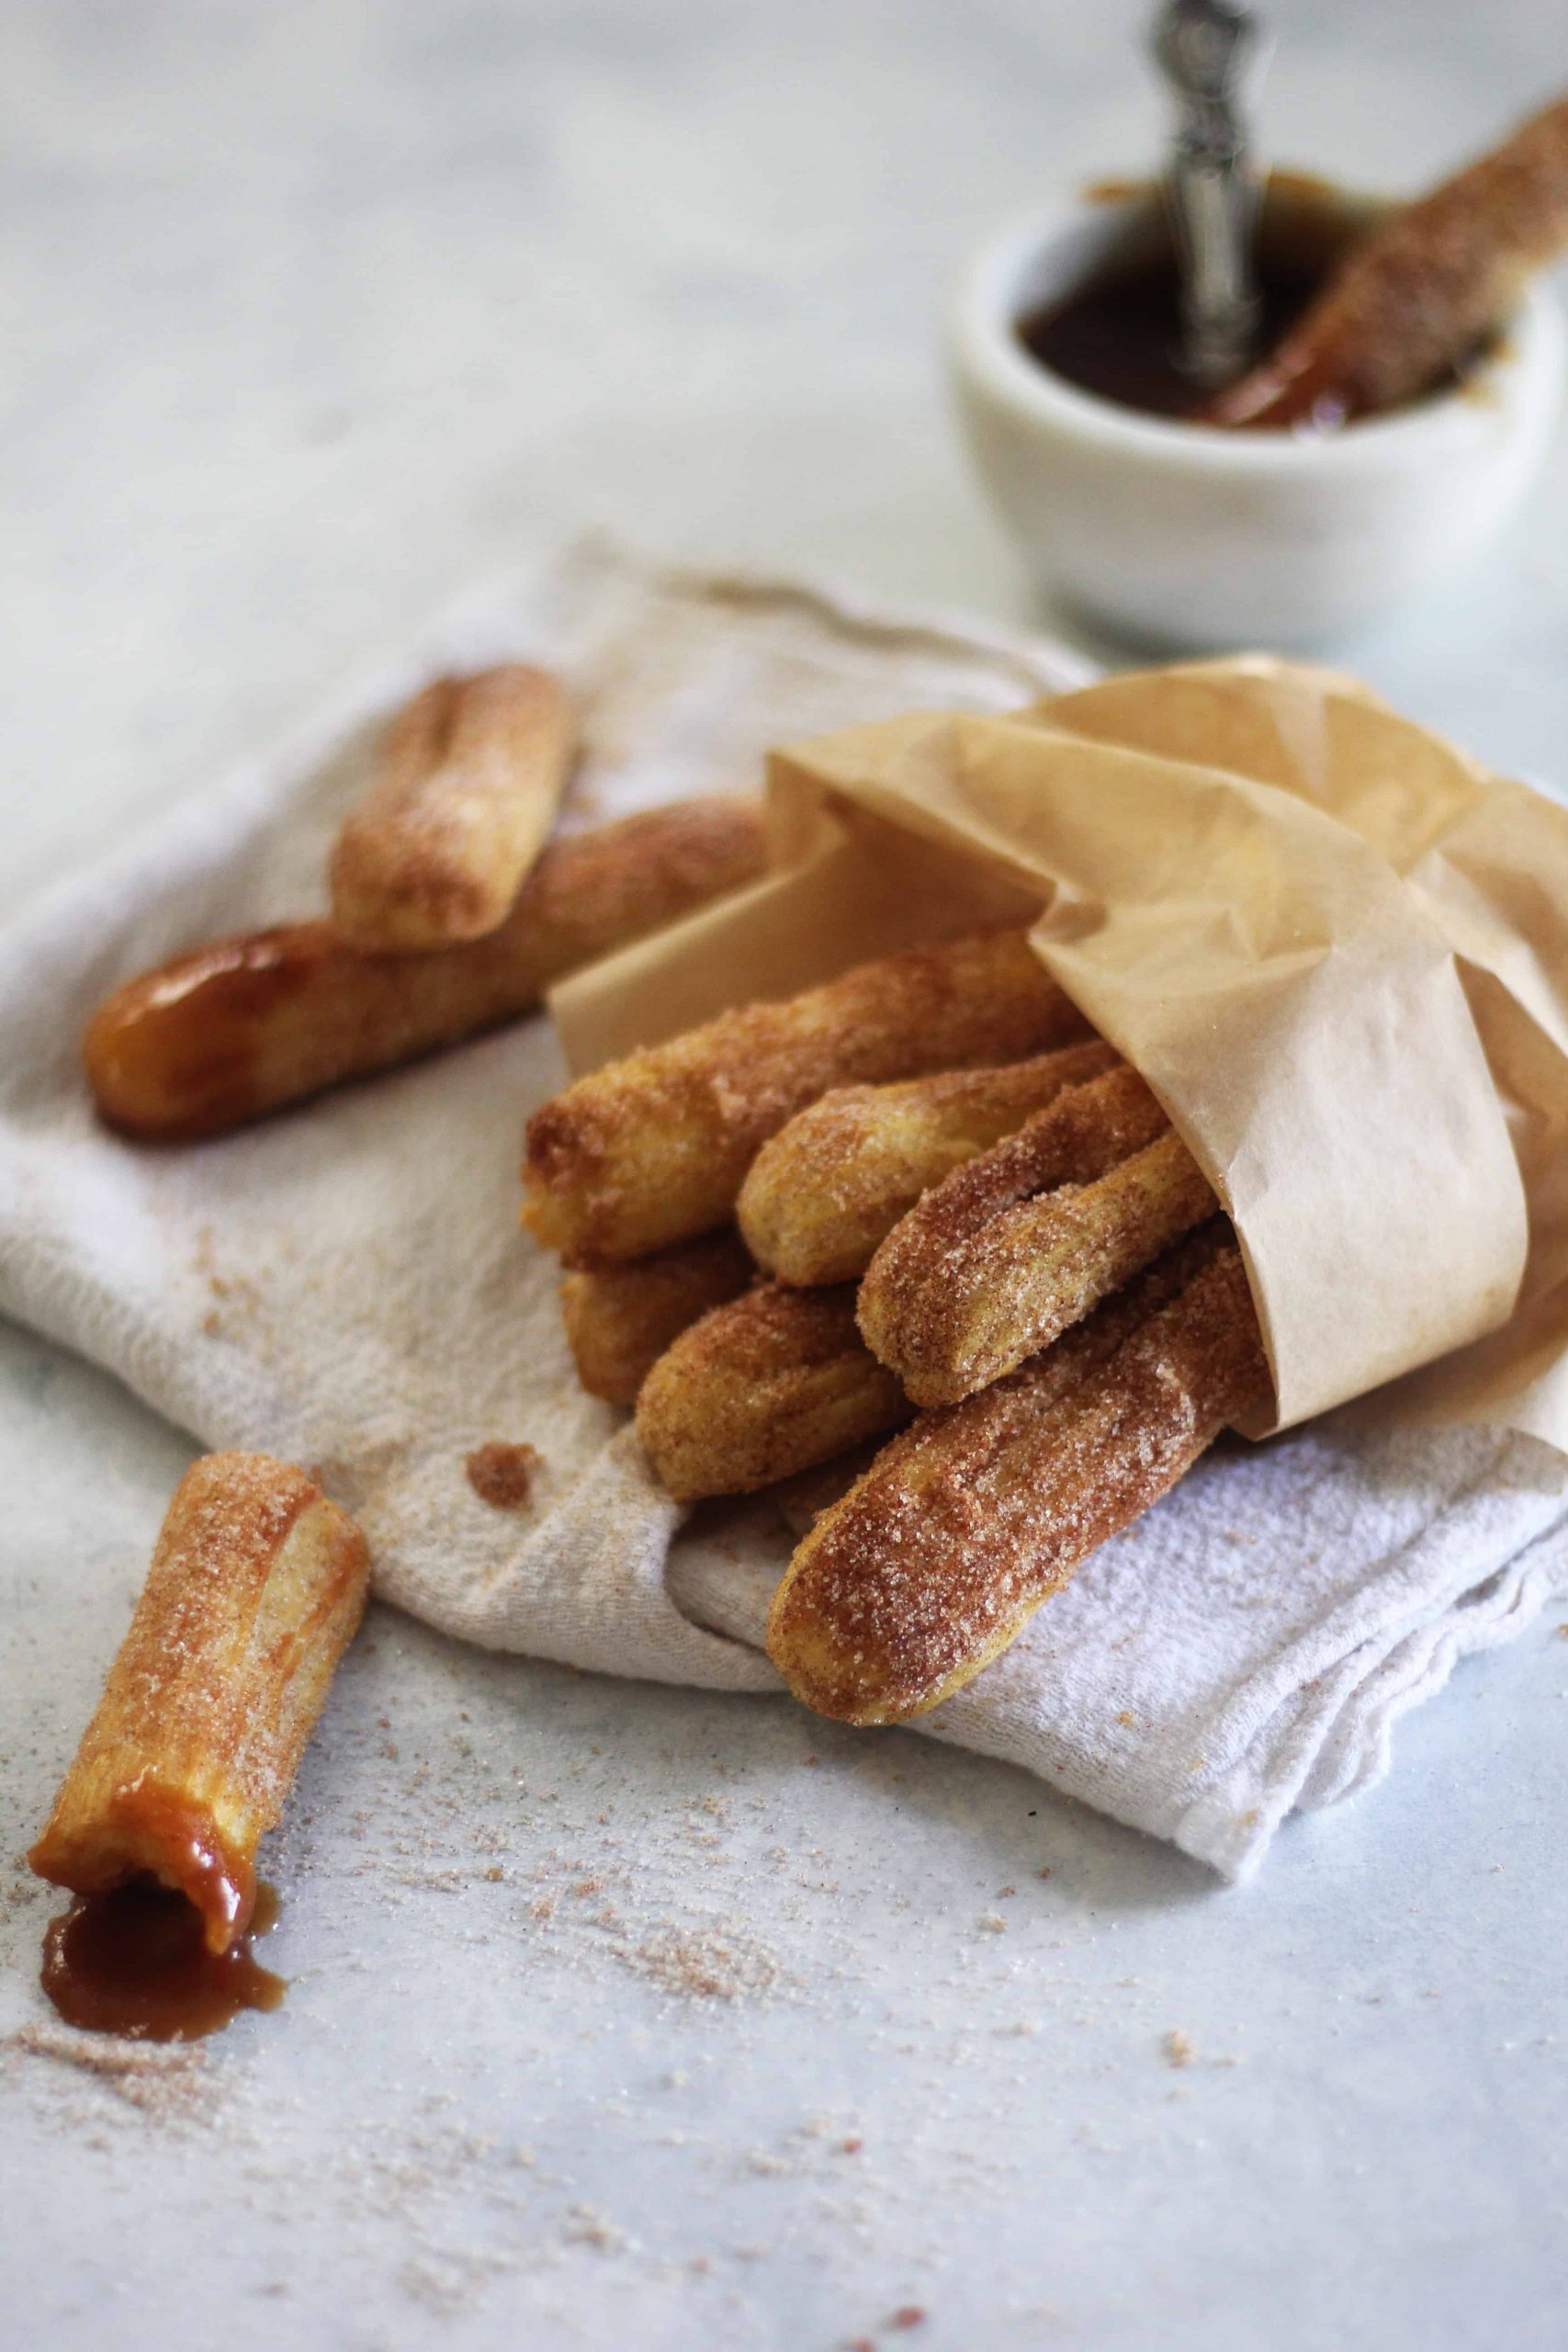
left=41, top=1877, right=283, bottom=2041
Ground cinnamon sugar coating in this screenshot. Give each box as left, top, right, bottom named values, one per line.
left=29, top=1453, right=369, bottom=1951
left=858, top=1065, right=1214, bottom=1406
left=769, top=1227, right=1269, bottom=1725
left=523, top=930, right=1090, bottom=1268
left=635, top=1282, right=910, bottom=1503
left=84, top=797, right=765, bottom=1140
left=330, top=664, right=579, bottom=949
left=1212, top=95, right=1568, bottom=426
left=738, top=1040, right=1119, bottom=1286
left=560, top=1229, right=756, bottom=1406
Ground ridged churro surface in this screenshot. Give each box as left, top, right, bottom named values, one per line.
left=635, top=1282, right=910, bottom=1502
left=523, top=930, right=1089, bottom=1267
left=331, top=664, right=578, bottom=949
left=738, top=1041, right=1119, bottom=1285
left=85, top=797, right=765, bottom=1141
left=560, top=1229, right=755, bottom=1406
left=1213, top=95, right=1568, bottom=426
left=769, top=1227, right=1268, bottom=1725
left=858, top=1064, right=1209, bottom=1404
left=29, top=1453, right=369, bottom=1951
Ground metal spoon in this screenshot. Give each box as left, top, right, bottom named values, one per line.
left=1149, top=0, right=1265, bottom=388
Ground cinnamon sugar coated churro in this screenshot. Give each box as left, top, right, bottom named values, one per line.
left=1211, top=95, right=1568, bottom=427
left=560, top=1229, right=756, bottom=1406
left=84, top=797, right=766, bottom=1140
left=330, top=664, right=578, bottom=950
left=29, top=1453, right=369, bottom=1953
left=523, top=930, right=1090, bottom=1267
left=635, top=1283, right=910, bottom=1502
left=858, top=1064, right=1210, bottom=1404
left=738, top=1041, right=1119, bottom=1285
left=768, top=1228, right=1269, bottom=1725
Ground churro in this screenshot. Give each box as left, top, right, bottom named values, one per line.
left=560, top=1229, right=755, bottom=1406
left=635, top=1283, right=910, bottom=1503
left=523, top=930, right=1089, bottom=1268
left=84, top=797, right=766, bottom=1141
left=738, top=1040, right=1120, bottom=1285
left=769, top=1226, right=1268, bottom=1725
left=29, top=1453, right=369, bottom=1953
left=1211, top=94, right=1568, bottom=428
left=330, top=665, right=579, bottom=949
left=858, top=1064, right=1212, bottom=1405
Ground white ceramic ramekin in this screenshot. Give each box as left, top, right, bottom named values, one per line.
left=947, top=186, right=1567, bottom=650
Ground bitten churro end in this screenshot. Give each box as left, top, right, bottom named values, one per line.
left=29, top=1453, right=369, bottom=1954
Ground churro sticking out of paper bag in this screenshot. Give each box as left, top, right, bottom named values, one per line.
left=551, top=658, right=1568, bottom=1447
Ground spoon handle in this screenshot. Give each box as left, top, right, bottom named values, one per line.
left=1149, top=0, right=1265, bottom=386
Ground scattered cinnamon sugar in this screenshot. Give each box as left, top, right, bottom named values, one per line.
left=632, top=1925, right=781, bottom=2002
left=6, top=2023, right=213, bottom=2127
left=464, top=1442, right=541, bottom=1510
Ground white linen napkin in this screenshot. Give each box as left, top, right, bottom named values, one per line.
left=2, top=537, right=1563, bottom=1882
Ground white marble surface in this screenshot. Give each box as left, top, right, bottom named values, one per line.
left=3, top=6, right=1567, bottom=2347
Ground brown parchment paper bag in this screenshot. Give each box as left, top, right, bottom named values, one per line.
left=551, top=655, right=1568, bottom=1447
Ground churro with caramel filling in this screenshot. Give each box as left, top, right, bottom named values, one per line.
left=858, top=1064, right=1213, bottom=1405
left=560, top=1229, right=756, bottom=1406
left=635, top=1283, right=910, bottom=1503
left=769, top=1227, right=1268, bottom=1725
left=738, top=1040, right=1120, bottom=1286
left=85, top=797, right=766, bottom=1141
left=1211, top=94, right=1568, bottom=428
left=29, top=1453, right=369, bottom=1954
left=330, top=664, right=578, bottom=950
left=523, top=930, right=1089, bottom=1268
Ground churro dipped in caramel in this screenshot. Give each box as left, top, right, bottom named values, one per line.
left=560, top=1229, right=756, bottom=1406
left=30, top=1454, right=369, bottom=1972
left=1211, top=94, right=1568, bottom=428
left=769, top=1227, right=1269, bottom=1725
left=523, top=931, right=1090, bottom=1268
left=85, top=797, right=766, bottom=1141
left=330, top=664, right=578, bottom=950
left=738, top=1041, right=1119, bottom=1287
left=635, top=1283, right=910, bottom=1503
left=859, top=1065, right=1213, bottom=1406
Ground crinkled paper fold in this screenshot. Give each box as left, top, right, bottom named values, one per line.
left=552, top=656, right=1568, bottom=1445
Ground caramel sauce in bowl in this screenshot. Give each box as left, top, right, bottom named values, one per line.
left=947, top=172, right=1566, bottom=649
left=1010, top=177, right=1461, bottom=427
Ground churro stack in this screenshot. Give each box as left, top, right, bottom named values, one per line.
left=523, top=930, right=1271, bottom=1727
